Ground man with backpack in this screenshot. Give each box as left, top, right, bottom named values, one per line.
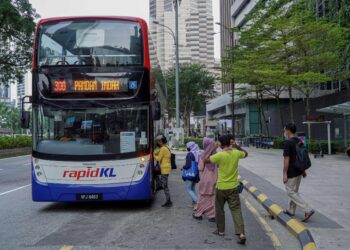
left=283, top=123, right=315, bottom=222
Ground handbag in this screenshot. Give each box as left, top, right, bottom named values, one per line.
left=182, top=160, right=199, bottom=181
left=165, top=146, right=177, bottom=170
left=238, top=181, right=244, bottom=193
left=154, top=161, right=161, bottom=175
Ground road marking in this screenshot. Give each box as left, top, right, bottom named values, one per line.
left=0, top=184, right=31, bottom=196
left=0, top=154, right=31, bottom=161
left=60, top=245, right=73, bottom=250
left=243, top=197, right=282, bottom=250
left=0, top=169, right=3, bottom=171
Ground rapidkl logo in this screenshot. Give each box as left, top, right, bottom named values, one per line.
left=63, top=168, right=117, bottom=180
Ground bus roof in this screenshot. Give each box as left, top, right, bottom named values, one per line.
left=37, top=16, right=147, bottom=26
left=32, top=16, right=150, bottom=70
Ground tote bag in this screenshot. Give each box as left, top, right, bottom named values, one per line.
left=182, top=160, right=199, bottom=181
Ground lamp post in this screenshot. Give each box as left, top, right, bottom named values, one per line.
left=152, top=0, right=181, bottom=128
left=216, top=22, right=235, bottom=139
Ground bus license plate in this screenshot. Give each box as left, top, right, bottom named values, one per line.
left=76, top=193, right=103, bottom=201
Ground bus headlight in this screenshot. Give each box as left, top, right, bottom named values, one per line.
left=32, top=161, right=48, bottom=183
left=139, top=164, right=145, bottom=168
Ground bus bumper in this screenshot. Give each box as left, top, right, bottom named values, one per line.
left=32, top=167, right=153, bottom=202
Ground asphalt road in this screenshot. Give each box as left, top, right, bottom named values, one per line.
left=0, top=153, right=286, bottom=250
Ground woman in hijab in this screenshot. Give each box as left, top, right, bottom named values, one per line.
left=193, top=138, right=218, bottom=222
left=182, top=141, right=200, bottom=208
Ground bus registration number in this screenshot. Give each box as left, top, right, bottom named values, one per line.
left=76, top=193, right=103, bottom=201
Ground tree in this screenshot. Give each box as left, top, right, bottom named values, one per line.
left=224, top=0, right=349, bottom=138
left=0, top=103, right=21, bottom=133
left=0, top=0, right=38, bottom=86
left=165, top=64, right=215, bottom=135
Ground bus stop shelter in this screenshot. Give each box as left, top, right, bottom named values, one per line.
left=317, top=101, right=350, bottom=149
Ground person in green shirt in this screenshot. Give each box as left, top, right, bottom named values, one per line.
left=205, top=135, right=248, bottom=245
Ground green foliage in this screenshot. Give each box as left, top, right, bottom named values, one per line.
left=0, top=135, right=31, bottom=149
left=273, top=137, right=285, bottom=149
left=0, top=0, right=39, bottom=85
left=165, top=63, right=215, bottom=134
left=223, top=0, right=350, bottom=126
left=184, top=137, right=204, bottom=149
left=0, top=103, right=22, bottom=133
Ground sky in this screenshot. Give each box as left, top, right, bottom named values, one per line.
left=28, top=0, right=221, bottom=59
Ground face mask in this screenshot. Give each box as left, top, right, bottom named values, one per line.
left=284, top=132, right=289, bottom=139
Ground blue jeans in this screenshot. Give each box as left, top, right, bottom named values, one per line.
left=185, top=180, right=198, bottom=204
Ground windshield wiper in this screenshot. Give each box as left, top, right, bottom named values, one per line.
left=42, top=99, right=67, bottom=109
left=90, top=100, right=114, bottom=109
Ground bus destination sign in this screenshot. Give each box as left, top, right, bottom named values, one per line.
left=52, top=78, right=131, bottom=93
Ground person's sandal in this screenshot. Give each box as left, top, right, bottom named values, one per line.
left=237, top=234, right=246, bottom=245
left=192, top=213, right=202, bottom=220
left=302, top=210, right=315, bottom=222
left=283, top=209, right=295, bottom=217
left=212, top=230, right=225, bottom=236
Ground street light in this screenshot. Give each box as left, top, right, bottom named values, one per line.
left=216, top=22, right=235, bottom=139
left=152, top=4, right=180, bottom=129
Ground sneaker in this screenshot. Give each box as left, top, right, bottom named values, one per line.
left=161, top=201, right=173, bottom=207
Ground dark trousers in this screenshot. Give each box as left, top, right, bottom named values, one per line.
left=215, top=188, right=245, bottom=235
left=160, top=174, right=171, bottom=202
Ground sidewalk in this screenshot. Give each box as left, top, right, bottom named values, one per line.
left=240, top=147, right=350, bottom=250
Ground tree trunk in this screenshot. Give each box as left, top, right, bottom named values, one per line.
left=305, top=93, right=312, bottom=142
left=276, top=96, right=284, bottom=129
left=256, top=90, right=262, bottom=135
left=288, top=86, right=294, bottom=123
left=260, top=92, right=270, bottom=137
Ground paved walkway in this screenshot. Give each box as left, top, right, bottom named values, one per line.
left=240, top=147, right=350, bottom=250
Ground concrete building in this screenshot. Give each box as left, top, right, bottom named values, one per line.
left=219, top=0, right=234, bottom=94
left=149, top=0, right=215, bottom=71
left=207, top=0, right=350, bottom=147
left=0, top=85, right=11, bottom=106
left=16, top=71, right=32, bottom=110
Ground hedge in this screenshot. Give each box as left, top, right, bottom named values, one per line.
left=184, top=137, right=204, bottom=149
left=0, top=135, right=32, bottom=149
left=271, top=137, right=346, bottom=154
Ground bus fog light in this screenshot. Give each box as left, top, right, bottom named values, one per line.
left=139, top=164, right=145, bottom=168
left=138, top=170, right=143, bottom=175
left=35, top=165, right=40, bottom=170
left=37, top=171, right=42, bottom=176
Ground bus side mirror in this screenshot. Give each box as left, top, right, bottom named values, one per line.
left=152, top=101, right=161, bottom=120
left=21, top=111, right=30, bottom=129
left=20, top=96, right=32, bottom=129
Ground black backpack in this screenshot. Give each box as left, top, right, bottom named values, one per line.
left=292, top=139, right=312, bottom=172
left=166, top=146, right=177, bottom=170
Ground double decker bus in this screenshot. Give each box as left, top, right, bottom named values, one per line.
left=22, top=16, right=166, bottom=202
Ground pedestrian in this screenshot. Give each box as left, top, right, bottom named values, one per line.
left=193, top=138, right=218, bottom=222
left=205, top=135, right=248, bottom=245
left=182, top=141, right=200, bottom=209
left=154, top=135, right=172, bottom=207
left=283, top=123, right=315, bottom=221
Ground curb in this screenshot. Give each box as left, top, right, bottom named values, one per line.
left=238, top=175, right=317, bottom=250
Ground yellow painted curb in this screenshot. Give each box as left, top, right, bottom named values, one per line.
left=269, top=204, right=283, bottom=216
left=303, top=242, right=317, bottom=250
left=60, top=245, right=73, bottom=250
left=287, top=219, right=307, bottom=235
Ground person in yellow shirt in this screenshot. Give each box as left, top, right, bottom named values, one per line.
left=154, top=135, right=172, bottom=207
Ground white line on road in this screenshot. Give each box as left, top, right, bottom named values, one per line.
left=0, top=169, right=3, bottom=171
left=0, top=154, right=31, bottom=161
left=0, top=184, right=31, bottom=197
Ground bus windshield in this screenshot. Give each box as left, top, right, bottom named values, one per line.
left=38, top=20, right=143, bottom=67
left=33, top=104, right=149, bottom=156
